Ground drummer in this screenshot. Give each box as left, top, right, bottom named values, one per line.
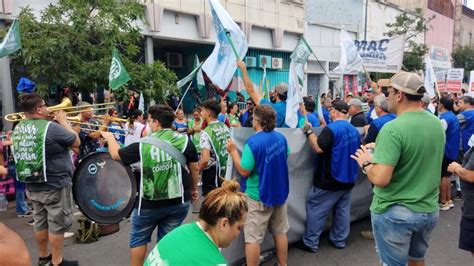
left=101, top=104, right=199, bottom=266
left=11, top=93, right=80, bottom=266
left=73, top=101, right=110, bottom=162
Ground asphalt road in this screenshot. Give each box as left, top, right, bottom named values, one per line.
left=1, top=199, right=472, bottom=266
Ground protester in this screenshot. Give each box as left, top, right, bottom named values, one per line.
left=199, top=99, right=230, bottom=196
left=217, top=100, right=231, bottom=127
left=124, top=109, right=146, bottom=146
left=143, top=180, right=248, bottom=265
left=227, top=102, right=241, bottom=127
left=12, top=93, right=80, bottom=266
left=75, top=101, right=109, bottom=161
left=102, top=104, right=199, bottom=266
left=240, top=99, right=255, bottom=127
left=421, top=93, right=436, bottom=113
left=457, top=95, right=474, bottom=153
left=237, top=60, right=289, bottom=127
left=438, top=96, right=460, bottom=211
left=297, top=99, right=360, bottom=253
left=348, top=98, right=368, bottom=127
left=364, top=94, right=396, bottom=144
left=107, top=108, right=125, bottom=145
left=351, top=71, right=445, bottom=265
left=298, top=97, right=325, bottom=128
left=226, top=104, right=290, bottom=266
left=188, top=107, right=204, bottom=154
left=172, top=108, right=188, bottom=135
left=321, top=97, right=332, bottom=125
left=365, top=85, right=378, bottom=123
left=447, top=147, right=474, bottom=256
left=0, top=222, right=31, bottom=266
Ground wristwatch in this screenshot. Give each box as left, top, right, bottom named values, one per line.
left=362, top=161, right=373, bottom=174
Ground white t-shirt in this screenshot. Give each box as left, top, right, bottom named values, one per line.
left=124, top=121, right=145, bottom=146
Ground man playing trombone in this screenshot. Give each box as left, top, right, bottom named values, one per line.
left=11, top=93, right=80, bottom=266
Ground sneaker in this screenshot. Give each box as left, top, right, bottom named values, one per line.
left=454, top=192, right=463, bottom=201
left=27, top=219, right=35, bottom=226
left=447, top=200, right=455, bottom=208
left=360, top=230, right=374, bottom=240
left=17, top=210, right=34, bottom=218
left=38, top=254, right=52, bottom=266
left=64, top=232, right=75, bottom=239
left=294, top=240, right=317, bottom=253
left=57, top=259, right=79, bottom=266
left=439, top=202, right=450, bottom=211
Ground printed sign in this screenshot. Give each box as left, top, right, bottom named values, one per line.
left=435, top=71, right=447, bottom=92
left=446, top=68, right=464, bottom=93
left=354, top=35, right=405, bottom=73
left=430, top=46, right=451, bottom=69
left=469, top=71, right=474, bottom=93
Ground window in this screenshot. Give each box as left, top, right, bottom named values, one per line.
left=428, top=0, right=454, bottom=18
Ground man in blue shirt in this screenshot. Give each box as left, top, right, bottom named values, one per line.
left=438, top=96, right=460, bottom=211
left=322, top=97, right=332, bottom=125
left=227, top=104, right=290, bottom=266
left=237, top=60, right=289, bottom=127
left=296, top=99, right=360, bottom=252
left=364, top=94, right=396, bottom=144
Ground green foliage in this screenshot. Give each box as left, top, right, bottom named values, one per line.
left=1, top=0, right=177, bottom=102
left=385, top=8, right=434, bottom=72
left=452, top=46, right=474, bottom=80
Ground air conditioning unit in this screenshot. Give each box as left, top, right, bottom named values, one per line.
left=166, top=52, right=183, bottom=68
left=244, top=56, right=256, bottom=68
left=257, top=55, right=272, bottom=68
left=272, top=58, right=283, bottom=69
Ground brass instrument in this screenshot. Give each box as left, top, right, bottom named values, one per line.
left=4, top=98, right=116, bottom=122
left=93, top=115, right=127, bottom=123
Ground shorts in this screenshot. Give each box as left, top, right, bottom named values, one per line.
left=441, top=157, right=455, bottom=178
left=371, top=205, right=439, bottom=265
left=244, top=198, right=289, bottom=244
left=459, top=216, right=474, bottom=252
left=29, top=186, right=74, bottom=234
left=129, top=202, right=190, bottom=248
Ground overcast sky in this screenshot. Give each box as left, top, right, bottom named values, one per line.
left=468, top=0, right=474, bottom=9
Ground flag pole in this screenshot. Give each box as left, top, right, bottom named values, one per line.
left=224, top=29, right=240, bottom=59
left=175, top=81, right=193, bottom=112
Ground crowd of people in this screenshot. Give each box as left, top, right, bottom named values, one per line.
left=0, top=61, right=473, bottom=266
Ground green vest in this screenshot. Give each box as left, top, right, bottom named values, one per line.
left=188, top=118, right=202, bottom=153
left=140, top=129, right=188, bottom=201
left=227, top=114, right=240, bottom=126
left=202, top=121, right=230, bottom=173
left=12, top=119, right=51, bottom=183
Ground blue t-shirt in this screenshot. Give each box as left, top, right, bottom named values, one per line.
left=217, top=113, right=226, bottom=123
left=322, top=106, right=331, bottom=125
left=241, top=131, right=290, bottom=206
left=297, top=111, right=320, bottom=128
left=372, top=113, right=396, bottom=132
left=460, top=110, right=474, bottom=152
left=173, top=120, right=188, bottom=135
left=108, top=123, right=125, bottom=145
left=260, top=99, right=288, bottom=128
left=440, top=111, right=460, bottom=160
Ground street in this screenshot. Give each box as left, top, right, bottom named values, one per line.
left=1, top=199, right=472, bottom=266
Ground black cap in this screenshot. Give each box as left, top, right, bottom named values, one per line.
left=331, top=99, right=349, bottom=114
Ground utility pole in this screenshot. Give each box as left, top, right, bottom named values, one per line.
left=364, top=0, right=368, bottom=41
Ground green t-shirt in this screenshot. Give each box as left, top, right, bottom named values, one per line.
left=241, top=144, right=290, bottom=202
left=144, top=222, right=227, bottom=266
left=371, top=111, right=445, bottom=214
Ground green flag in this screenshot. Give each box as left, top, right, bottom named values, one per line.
left=109, top=48, right=131, bottom=90
left=0, top=20, right=22, bottom=58
left=290, top=37, right=312, bottom=64
left=177, top=54, right=204, bottom=89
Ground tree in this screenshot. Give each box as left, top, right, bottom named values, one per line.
left=1, top=0, right=177, bottom=102
left=385, top=8, right=434, bottom=72
left=452, top=46, right=474, bottom=81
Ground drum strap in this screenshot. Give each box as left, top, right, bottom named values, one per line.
left=139, top=137, right=189, bottom=173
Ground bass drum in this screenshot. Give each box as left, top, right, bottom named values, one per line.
left=73, top=152, right=137, bottom=224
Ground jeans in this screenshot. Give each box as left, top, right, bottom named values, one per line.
left=129, top=201, right=190, bottom=248
left=371, top=205, right=439, bottom=266
left=11, top=167, right=30, bottom=215
left=302, top=186, right=352, bottom=251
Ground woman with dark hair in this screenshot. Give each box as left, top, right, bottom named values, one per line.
left=124, top=109, right=146, bottom=146
left=143, top=180, right=247, bottom=266
left=227, top=102, right=241, bottom=127
left=107, top=108, right=125, bottom=146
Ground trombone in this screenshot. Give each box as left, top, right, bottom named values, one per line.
left=3, top=98, right=117, bottom=122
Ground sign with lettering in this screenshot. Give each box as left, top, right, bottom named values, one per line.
left=446, top=68, right=464, bottom=93
left=435, top=70, right=447, bottom=92
left=354, top=35, right=405, bottom=73
left=469, top=71, right=474, bottom=93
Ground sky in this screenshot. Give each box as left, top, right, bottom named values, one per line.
left=468, top=0, right=474, bottom=10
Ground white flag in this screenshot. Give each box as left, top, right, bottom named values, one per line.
left=424, top=56, right=436, bottom=97
left=138, top=92, right=145, bottom=112
left=201, top=0, right=248, bottom=90
left=334, top=28, right=362, bottom=74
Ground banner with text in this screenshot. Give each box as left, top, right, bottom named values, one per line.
left=446, top=68, right=464, bottom=93
left=354, top=35, right=405, bottom=73
left=469, top=71, right=474, bottom=93
left=436, top=70, right=447, bottom=92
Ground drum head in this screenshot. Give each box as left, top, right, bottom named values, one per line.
left=73, top=152, right=137, bottom=224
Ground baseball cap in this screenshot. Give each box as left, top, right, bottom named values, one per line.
left=347, top=92, right=354, bottom=97
left=332, top=99, right=349, bottom=114
left=390, top=71, right=426, bottom=96
left=348, top=98, right=362, bottom=107
left=273, top=82, right=288, bottom=95
left=377, top=79, right=391, bottom=88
